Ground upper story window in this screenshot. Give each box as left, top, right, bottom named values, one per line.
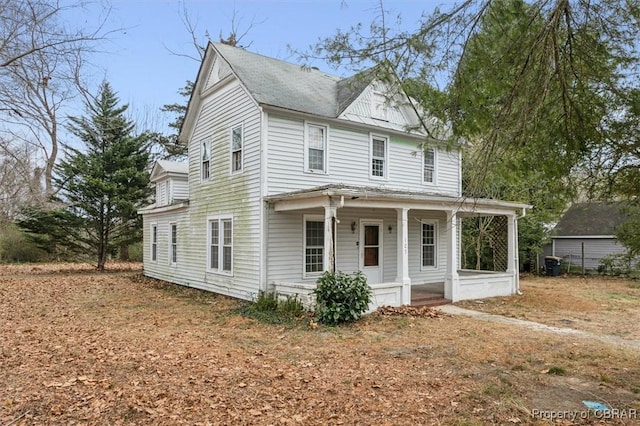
left=231, top=124, right=243, bottom=173
left=305, top=123, right=327, bottom=173
left=208, top=215, right=233, bottom=275
left=370, top=135, right=388, bottom=179
left=423, top=147, right=436, bottom=184
left=201, top=141, right=210, bottom=180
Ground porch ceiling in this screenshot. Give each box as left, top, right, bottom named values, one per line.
left=264, top=184, right=530, bottom=216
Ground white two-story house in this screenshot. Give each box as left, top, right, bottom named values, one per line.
left=139, top=42, right=529, bottom=309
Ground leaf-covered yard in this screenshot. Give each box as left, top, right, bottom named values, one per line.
left=1, top=264, right=639, bottom=425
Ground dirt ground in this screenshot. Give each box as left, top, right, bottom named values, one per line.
left=1, top=264, right=639, bottom=425
left=457, top=275, right=640, bottom=341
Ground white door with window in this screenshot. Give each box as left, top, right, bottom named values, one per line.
left=359, top=220, right=383, bottom=284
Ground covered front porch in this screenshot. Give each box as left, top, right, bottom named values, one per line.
left=264, top=185, right=529, bottom=310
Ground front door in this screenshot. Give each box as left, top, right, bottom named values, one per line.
left=360, top=220, right=383, bottom=284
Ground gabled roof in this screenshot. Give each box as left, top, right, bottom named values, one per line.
left=551, top=202, right=629, bottom=237
left=150, top=160, right=188, bottom=182
left=212, top=42, right=341, bottom=117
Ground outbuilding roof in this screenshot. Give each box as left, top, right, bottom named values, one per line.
left=551, top=202, right=629, bottom=237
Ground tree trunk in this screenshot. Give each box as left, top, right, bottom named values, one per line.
left=119, top=241, right=129, bottom=261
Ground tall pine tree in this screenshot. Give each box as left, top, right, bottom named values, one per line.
left=52, top=82, right=150, bottom=269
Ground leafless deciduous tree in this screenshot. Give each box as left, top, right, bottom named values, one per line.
left=0, top=0, right=112, bottom=196
left=0, top=139, right=43, bottom=220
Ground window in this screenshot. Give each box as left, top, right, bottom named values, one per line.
left=151, top=224, right=157, bottom=262
left=421, top=221, right=437, bottom=268
left=305, top=123, right=327, bottom=172
left=208, top=216, right=233, bottom=274
left=423, top=147, right=435, bottom=184
left=231, top=125, right=243, bottom=173
left=170, top=223, right=177, bottom=265
left=304, top=217, right=324, bottom=275
left=370, top=136, right=387, bottom=179
left=201, top=141, right=210, bottom=180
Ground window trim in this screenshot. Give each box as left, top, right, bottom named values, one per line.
left=207, top=214, right=233, bottom=276
left=150, top=223, right=158, bottom=262
left=422, top=147, right=437, bottom=185
left=230, top=123, right=244, bottom=174
left=302, top=214, right=324, bottom=279
left=369, top=134, right=388, bottom=180
left=420, top=219, right=438, bottom=270
left=169, top=223, right=177, bottom=266
left=201, top=140, right=211, bottom=181
left=304, top=122, right=328, bottom=174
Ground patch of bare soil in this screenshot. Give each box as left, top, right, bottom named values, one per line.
left=1, top=266, right=639, bottom=425
left=457, top=275, right=640, bottom=341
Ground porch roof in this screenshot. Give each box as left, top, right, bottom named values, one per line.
left=264, top=184, right=530, bottom=216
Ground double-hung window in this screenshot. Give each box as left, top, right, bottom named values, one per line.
left=304, top=216, right=324, bottom=275
left=423, top=147, right=435, bottom=184
left=370, top=135, right=387, bottom=179
left=201, top=141, right=210, bottom=180
left=151, top=224, right=157, bottom=262
left=231, top=125, right=243, bottom=173
left=306, top=123, right=327, bottom=173
left=421, top=221, right=437, bottom=268
left=169, top=223, right=177, bottom=265
left=208, top=216, right=233, bottom=274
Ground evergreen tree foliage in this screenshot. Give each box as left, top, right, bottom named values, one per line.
left=310, top=0, right=639, bottom=267
left=20, top=82, right=150, bottom=269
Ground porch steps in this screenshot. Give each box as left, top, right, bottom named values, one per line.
left=411, top=292, right=451, bottom=308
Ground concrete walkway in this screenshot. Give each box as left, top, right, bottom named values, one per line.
left=437, top=305, right=640, bottom=350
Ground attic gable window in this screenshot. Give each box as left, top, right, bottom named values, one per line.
left=370, top=135, right=388, bottom=179
left=372, top=91, right=388, bottom=120
left=423, top=147, right=436, bottom=184
left=201, top=141, right=210, bottom=180
left=305, top=123, right=327, bottom=173
left=231, top=124, right=243, bottom=173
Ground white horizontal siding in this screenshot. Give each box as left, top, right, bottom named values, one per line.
left=144, top=79, right=263, bottom=301
left=553, top=238, right=628, bottom=269
left=266, top=114, right=460, bottom=196
left=266, top=207, right=447, bottom=286
left=142, top=210, right=188, bottom=280
left=172, top=178, right=188, bottom=201
left=408, top=210, right=448, bottom=285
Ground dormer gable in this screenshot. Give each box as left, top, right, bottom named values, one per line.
left=150, top=160, right=189, bottom=207
left=338, top=78, right=423, bottom=134
left=202, top=53, right=233, bottom=92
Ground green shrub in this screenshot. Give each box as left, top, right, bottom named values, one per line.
left=0, top=221, right=46, bottom=263
left=277, top=294, right=305, bottom=318
left=313, top=271, right=372, bottom=325
left=253, top=291, right=279, bottom=312
left=239, top=291, right=305, bottom=325
left=127, top=241, right=143, bottom=262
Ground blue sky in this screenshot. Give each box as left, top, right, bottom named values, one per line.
left=72, top=0, right=451, bottom=131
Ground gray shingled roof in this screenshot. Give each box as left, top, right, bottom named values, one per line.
left=214, top=43, right=343, bottom=117
left=552, top=202, right=630, bottom=237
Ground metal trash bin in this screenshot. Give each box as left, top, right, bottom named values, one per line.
left=544, top=256, right=562, bottom=276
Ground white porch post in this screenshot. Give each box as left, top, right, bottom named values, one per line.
left=507, top=213, right=518, bottom=292
left=445, top=210, right=459, bottom=301
left=395, top=208, right=411, bottom=305
left=324, top=205, right=337, bottom=273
